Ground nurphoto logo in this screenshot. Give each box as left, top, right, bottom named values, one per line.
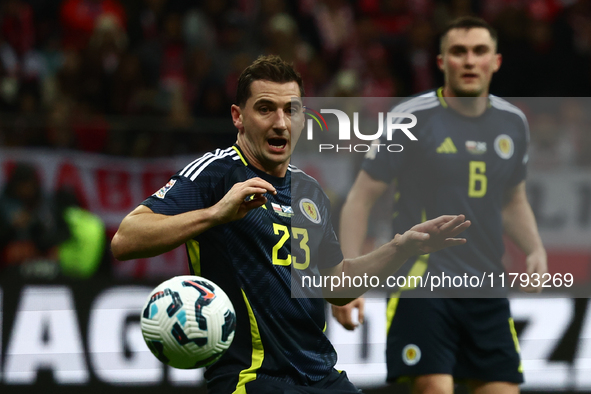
left=304, top=107, right=418, bottom=153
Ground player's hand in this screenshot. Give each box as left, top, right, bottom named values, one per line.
left=522, top=249, right=548, bottom=293
left=331, top=298, right=365, bottom=331
left=213, top=178, right=276, bottom=224
left=396, top=215, right=471, bottom=258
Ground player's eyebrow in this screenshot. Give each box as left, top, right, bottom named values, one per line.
left=253, top=99, right=277, bottom=107
left=449, top=43, right=491, bottom=52
left=448, top=44, right=468, bottom=52
left=254, top=98, right=302, bottom=110
left=473, top=44, right=491, bottom=52
left=290, top=99, right=303, bottom=110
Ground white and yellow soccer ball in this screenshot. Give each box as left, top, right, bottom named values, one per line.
left=140, top=275, right=236, bottom=369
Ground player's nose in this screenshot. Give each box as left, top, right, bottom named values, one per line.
left=464, top=51, right=476, bottom=66
left=273, top=109, right=288, bottom=130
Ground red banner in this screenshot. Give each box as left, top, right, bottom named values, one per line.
left=0, top=149, right=193, bottom=279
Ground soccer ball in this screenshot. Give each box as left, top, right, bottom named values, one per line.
left=140, top=275, right=236, bottom=369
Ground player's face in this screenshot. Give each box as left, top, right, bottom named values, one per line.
left=232, top=80, right=304, bottom=177
left=437, top=28, right=502, bottom=97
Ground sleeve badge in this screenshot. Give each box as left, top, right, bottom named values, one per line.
left=153, top=179, right=177, bottom=199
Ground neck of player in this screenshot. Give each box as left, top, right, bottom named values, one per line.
left=442, top=86, right=488, bottom=117
left=236, top=140, right=289, bottom=178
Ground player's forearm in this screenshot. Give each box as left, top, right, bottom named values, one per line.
left=111, top=206, right=220, bottom=260
left=324, top=234, right=412, bottom=300
left=339, top=197, right=372, bottom=259
left=345, top=234, right=411, bottom=281
left=502, top=191, right=545, bottom=257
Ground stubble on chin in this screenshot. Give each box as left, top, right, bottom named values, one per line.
left=452, top=85, right=483, bottom=98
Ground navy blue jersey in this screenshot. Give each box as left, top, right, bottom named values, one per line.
left=362, top=89, right=529, bottom=291
left=142, top=145, right=344, bottom=391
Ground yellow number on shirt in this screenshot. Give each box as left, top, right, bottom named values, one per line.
left=468, top=161, right=487, bottom=198
left=272, top=223, right=291, bottom=266
left=292, top=228, right=310, bottom=270
left=271, top=224, right=310, bottom=270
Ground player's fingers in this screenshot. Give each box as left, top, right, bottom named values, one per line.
left=240, top=187, right=273, bottom=201
left=357, top=299, right=365, bottom=325
left=242, top=178, right=277, bottom=194
left=431, top=215, right=457, bottom=224
left=526, top=263, right=540, bottom=276
left=438, top=215, right=466, bottom=232
left=243, top=184, right=273, bottom=195
left=242, top=196, right=267, bottom=211
left=331, top=305, right=356, bottom=330
left=443, top=238, right=467, bottom=247
left=446, top=220, right=471, bottom=237
left=339, top=316, right=357, bottom=330
left=521, top=285, right=542, bottom=294
left=428, top=215, right=461, bottom=228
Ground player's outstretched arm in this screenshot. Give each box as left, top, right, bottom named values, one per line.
left=502, top=181, right=547, bottom=293
left=111, top=177, right=276, bottom=261
left=332, top=170, right=388, bottom=328
left=323, top=215, right=471, bottom=305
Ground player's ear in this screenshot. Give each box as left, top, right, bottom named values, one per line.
left=436, top=54, right=444, bottom=72
left=231, top=105, right=244, bottom=131
left=493, top=53, right=502, bottom=73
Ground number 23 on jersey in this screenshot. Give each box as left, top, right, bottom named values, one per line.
left=272, top=223, right=310, bottom=270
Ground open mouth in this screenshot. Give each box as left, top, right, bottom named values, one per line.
left=462, top=73, right=478, bottom=79
left=268, top=137, right=288, bottom=150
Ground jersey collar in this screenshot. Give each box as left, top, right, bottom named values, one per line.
left=436, top=87, right=492, bottom=110
left=436, top=87, right=448, bottom=108
left=231, top=144, right=248, bottom=166
left=232, top=144, right=290, bottom=186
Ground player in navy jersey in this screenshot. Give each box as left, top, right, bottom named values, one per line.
left=332, top=17, right=547, bottom=394
left=111, top=55, right=470, bottom=394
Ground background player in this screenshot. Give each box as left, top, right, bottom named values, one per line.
left=332, top=16, right=547, bottom=394
left=111, top=55, right=470, bottom=393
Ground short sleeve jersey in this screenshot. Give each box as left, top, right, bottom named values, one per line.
left=362, top=89, right=529, bottom=287
left=142, top=145, right=343, bottom=390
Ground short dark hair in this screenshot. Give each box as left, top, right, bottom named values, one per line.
left=236, top=55, right=304, bottom=107
left=440, top=16, right=498, bottom=53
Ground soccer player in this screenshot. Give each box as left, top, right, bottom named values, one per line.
left=111, top=55, right=470, bottom=393
left=332, top=17, right=547, bottom=394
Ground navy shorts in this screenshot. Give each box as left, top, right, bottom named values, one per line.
left=208, top=369, right=362, bottom=393
left=385, top=297, right=523, bottom=384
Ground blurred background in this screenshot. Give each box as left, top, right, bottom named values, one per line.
left=1, top=0, right=591, bottom=157
left=0, top=0, right=590, bottom=393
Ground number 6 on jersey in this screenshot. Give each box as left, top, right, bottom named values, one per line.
left=469, top=161, right=487, bottom=198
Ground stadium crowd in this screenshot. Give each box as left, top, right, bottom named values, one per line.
left=0, top=0, right=590, bottom=165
